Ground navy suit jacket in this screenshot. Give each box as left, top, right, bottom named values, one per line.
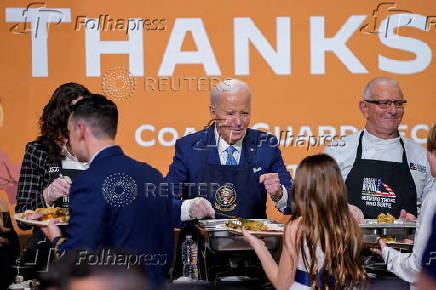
left=165, top=124, right=292, bottom=215
left=54, top=146, right=174, bottom=285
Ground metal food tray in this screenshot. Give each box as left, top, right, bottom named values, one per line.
left=360, top=219, right=415, bottom=248
left=197, top=219, right=283, bottom=252
left=360, top=219, right=416, bottom=229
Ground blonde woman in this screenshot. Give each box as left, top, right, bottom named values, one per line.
left=243, top=154, right=367, bottom=289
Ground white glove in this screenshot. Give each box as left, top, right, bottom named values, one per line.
left=189, top=197, right=215, bottom=219
left=47, top=176, right=72, bottom=202
left=348, top=204, right=365, bottom=224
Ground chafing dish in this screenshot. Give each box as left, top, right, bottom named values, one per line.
left=197, top=219, right=283, bottom=252
left=360, top=219, right=415, bottom=249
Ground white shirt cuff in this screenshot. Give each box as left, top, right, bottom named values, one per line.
left=272, top=185, right=288, bottom=210
left=382, top=246, right=396, bottom=263
left=181, top=199, right=194, bottom=222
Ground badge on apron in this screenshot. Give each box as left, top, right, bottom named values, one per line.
left=361, top=178, right=397, bottom=210
left=215, top=185, right=237, bottom=211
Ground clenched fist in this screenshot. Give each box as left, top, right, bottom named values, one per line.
left=259, top=173, right=283, bottom=201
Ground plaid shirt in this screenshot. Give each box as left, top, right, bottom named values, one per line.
left=15, top=141, right=61, bottom=230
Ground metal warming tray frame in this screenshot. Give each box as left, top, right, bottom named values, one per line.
left=197, top=219, right=283, bottom=252
left=360, top=219, right=416, bottom=249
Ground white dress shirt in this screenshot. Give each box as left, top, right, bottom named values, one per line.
left=381, top=191, right=436, bottom=288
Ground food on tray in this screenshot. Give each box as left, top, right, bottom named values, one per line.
left=22, top=207, right=69, bottom=223
left=381, top=235, right=395, bottom=242
left=377, top=213, right=395, bottom=224
left=226, top=219, right=267, bottom=231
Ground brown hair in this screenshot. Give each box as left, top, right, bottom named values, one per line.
left=428, top=124, right=436, bottom=153
left=38, top=83, right=90, bottom=162
left=288, top=154, right=366, bottom=289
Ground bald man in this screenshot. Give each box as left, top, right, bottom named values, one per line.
left=324, top=77, right=436, bottom=220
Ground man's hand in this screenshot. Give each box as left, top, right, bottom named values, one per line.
left=259, top=173, right=282, bottom=200
left=348, top=204, right=365, bottom=224
left=189, top=197, right=215, bottom=219
left=40, top=219, right=61, bottom=243
left=399, top=209, right=416, bottom=221
left=47, top=177, right=72, bottom=202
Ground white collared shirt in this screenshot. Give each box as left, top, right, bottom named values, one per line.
left=214, top=126, right=244, bottom=165
left=61, top=145, right=89, bottom=171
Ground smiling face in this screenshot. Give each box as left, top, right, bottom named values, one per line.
left=359, top=83, right=404, bottom=139
left=210, top=87, right=251, bottom=145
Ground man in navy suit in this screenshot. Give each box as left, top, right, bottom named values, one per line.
left=167, top=79, right=292, bottom=280
left=41, top=95, right=174, bottom=286
left=166, top=78, right=292, bottom=221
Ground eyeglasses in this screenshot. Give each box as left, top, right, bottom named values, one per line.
left=364, top=99, right=407, bottom=108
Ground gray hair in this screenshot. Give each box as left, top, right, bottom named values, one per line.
left=363, top=77, right=403, bottom=100
left=210, top=78, right=252, bottom=108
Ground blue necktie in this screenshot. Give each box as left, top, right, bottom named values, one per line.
left=226, top=146, right=237, bottom=166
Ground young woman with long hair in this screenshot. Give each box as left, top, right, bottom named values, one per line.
left=14, top=82, right=90, bottom=277
left=243, top=154, right=367, bottom=289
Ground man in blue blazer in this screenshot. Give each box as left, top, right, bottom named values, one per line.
left=166, top=78, right=292, bottom=221
left=41, top=95, right=174, bottom=287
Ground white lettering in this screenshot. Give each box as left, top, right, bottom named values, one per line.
left=310, top=15, right=368, bottom=74
left=234, top=17, right=291, bottom=75
left=340, top=125, right=358, bottom=136
left=411, top=124, right=429, bottom=144
left=378, top=14, right=432, bottom=74
left=157, top=128, right=178, bottom=147
left=85, top=18, right=144, bottom=77
left=135, top=124, right=155, bottom=147
left=5, top=7, right=71, bottom=77
left=158, top=18, right=220, bottom=76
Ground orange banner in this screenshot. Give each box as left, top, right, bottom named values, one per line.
left=1, top=0, right=435, bottom=231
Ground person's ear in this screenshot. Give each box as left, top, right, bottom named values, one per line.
left=359, top=100, right=368, bottom=119
left=210, top=105, right=217, bottom=120
left=77, top=122, right=86, bottom=140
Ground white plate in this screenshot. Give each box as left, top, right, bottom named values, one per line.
left=14, top=213, right=68, bottom=226
left=226, top=224, right=284, bottom=236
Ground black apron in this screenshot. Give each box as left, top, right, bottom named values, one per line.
left=345, top=131, right=417, bottom=219
left=20, top=162, right=85, bottom=278
left=174, top=131, right=267, bottom=280
left=195, top=130, right=266, bottom=219
left=53, top=166, right=84, bottom=209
